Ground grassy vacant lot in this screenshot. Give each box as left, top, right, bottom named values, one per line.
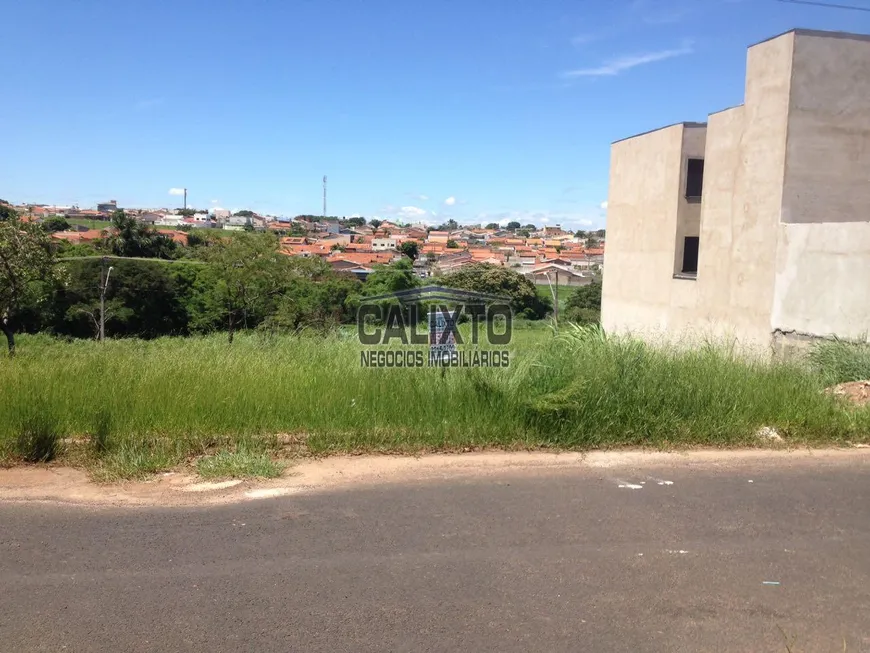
left=535, top=283, right=573, bottom=313
left=66, top=218, right=112, bottom=230
left=1, top=326, right=869, bottom=481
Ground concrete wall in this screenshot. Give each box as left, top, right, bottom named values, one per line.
left=772, top=222, right=870, bottom=341
left=602, top=124, right=685, bottom=333
left=782, top=32, right=870, bottom=224
left=772, top=32, right=870, bottom=342
left=692, top=106, right=756, bottom=342
left=691, top=34, right=795, bottom=347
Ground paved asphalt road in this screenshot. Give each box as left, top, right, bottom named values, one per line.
left=2, top=458, right=870, bottom=653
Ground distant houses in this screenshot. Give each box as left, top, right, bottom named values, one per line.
left=10, top=199, right=604, bottom=280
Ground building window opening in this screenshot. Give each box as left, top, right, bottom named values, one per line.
left=686, top=158, right=704, bottom=201
left=681, top=236, right=699, bottom=275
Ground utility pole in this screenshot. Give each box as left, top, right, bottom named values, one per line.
left=99, top=257, right=114, bottom=342
left=555, top=269, right=560, bottom=325
left=183, top=188, right=188, bottom=211
left=322, top=175, right=327, bottom=219
left=546, top=269, right=559, bottom=327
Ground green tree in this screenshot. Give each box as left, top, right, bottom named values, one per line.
left=565, top=276, right=602, bottom=311
left=446, top=239, right=459, bottom=249
left=362, top=257, right=420, bottom=296
left=42, top=215, right=71, bottom=232
left=485, top=222, right=499, bottom=230
left=440, top=263, right=550, bottom=319
left=564, top=275, right=602, bottom=325
left=399, top=241, right=419, bottom=260
left=0, top=203, right=17, bottom=222
left=55, top=240, right=99, bottom=258
left=50, top=259, right=197, bottom=340
left=261, top=270, right=361, bottom=333
left=369, top=219, right=383, bottom=229
left=344, top=217, right=366, bottom=228
left=192, top=233, right=288, bottom=343
left=105, top=210, right=178, bottom=259
left=176, top=208, right=196, bottom=216
left=234, top=210, right=255, bottom=218
left=523, top=223, right=537, bottom=231
left=506, top=221, right=521, bottom=231
left=433, top=219, right=459, bottom=232
left=0, top=218, right=63, bottom=354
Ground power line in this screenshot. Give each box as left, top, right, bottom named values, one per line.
left=776, top=0, right=870, bottom=12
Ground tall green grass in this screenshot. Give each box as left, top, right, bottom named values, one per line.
left=808, top=338, right=870, bottom=385
left=1, top=327, right=867, bottom=478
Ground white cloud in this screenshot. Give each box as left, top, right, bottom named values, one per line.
left=444, top=196, right=457, bottom=206
left=168, top=188, right=186, bottom=196
left=562, top=43, right=693, bottom=78
left=211, top=199, right=219, bottom=204
left=600, top=201, right=609, bottom=210
left=418, top=194, right=429, bottom=201
left=398, top=206, right=427, bottom=218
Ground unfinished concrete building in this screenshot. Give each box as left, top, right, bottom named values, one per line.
left=601, top=29, right=870, bottom=351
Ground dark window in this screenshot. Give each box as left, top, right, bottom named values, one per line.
left=681, top=236, right=699, bottom=274
left=686, top=158, right=704, bottom=201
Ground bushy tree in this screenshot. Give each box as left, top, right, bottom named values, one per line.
left=105, top=210, right=178, bottom=259
left=191, top=233, right=289, bottom=342
left=485, top=223, right=499, bottom=230
left=564, top=275, right=602, bottom=324
left=506, top=221, right=521, bottom=231
left=435, top=219, right=459, bottom=232
left=0, top=218, right=63, bottom=354
left=440, top=263, right=550, bottom=319
left=262, top=272, right=361, bottom=333
left=362, top=257, right=419, bottom=296
left=399, top=241, right=419, bottom=260
left=42, top=216, right=71, bottom=232
left=0, top=203, right=17, bottom=222
left=46, top=259, right=195, bottom=340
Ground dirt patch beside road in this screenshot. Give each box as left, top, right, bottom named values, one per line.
left=2, top=448, right=869, bottom=508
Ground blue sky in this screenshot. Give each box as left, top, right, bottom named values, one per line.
left=4, top=0, right=870, bottom=229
